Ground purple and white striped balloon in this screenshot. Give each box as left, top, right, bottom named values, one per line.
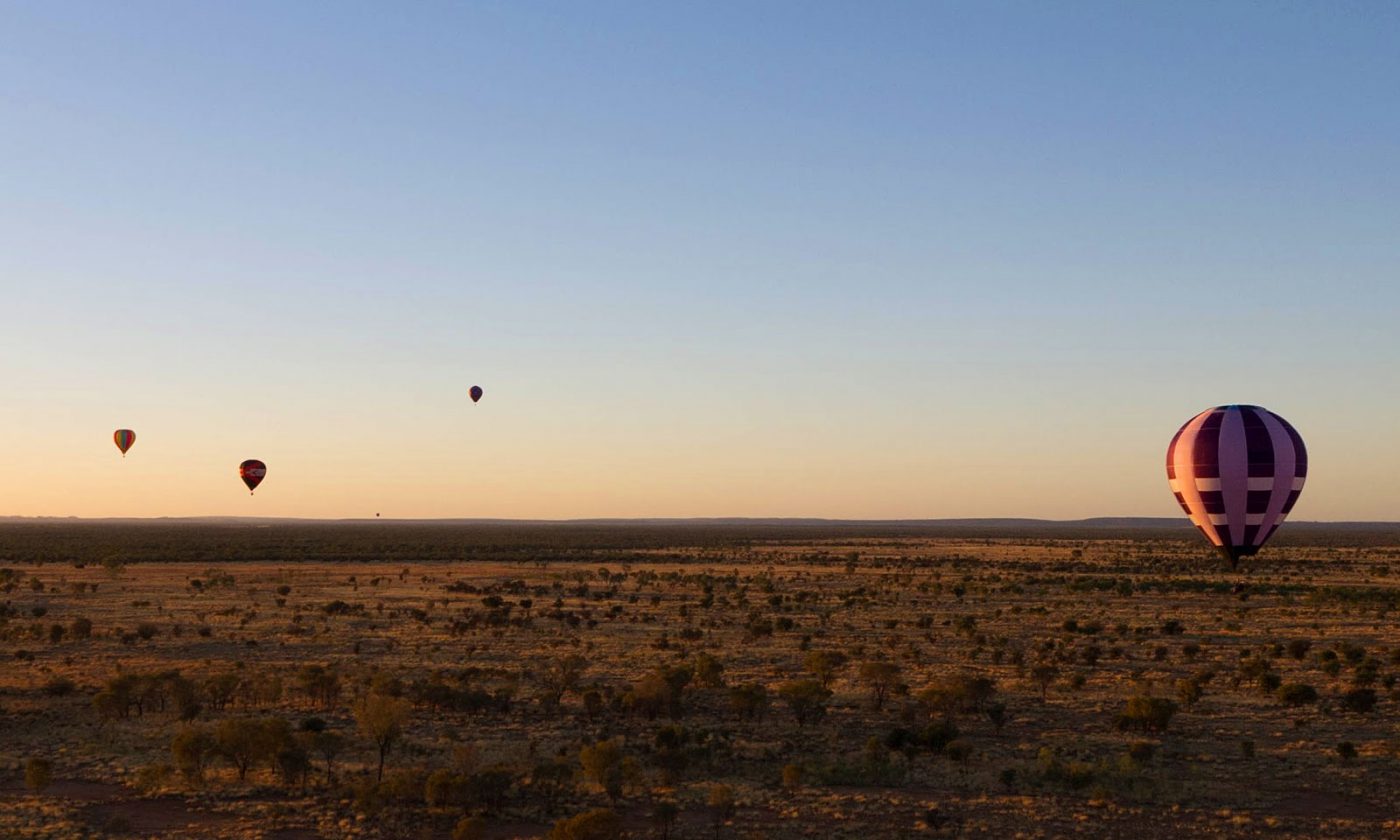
left=1166, top=405, right=1307, bottom=566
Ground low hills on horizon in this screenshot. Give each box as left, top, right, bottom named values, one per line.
left=2, top=514, right=1396, bottom=531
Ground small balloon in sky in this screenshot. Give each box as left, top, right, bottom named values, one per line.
left=469, top=385, right=483, bottom=403
left=1166, top=404, right=1306, bottom=567
left=113, top=429, right=136, bottom=457
left=239, top=460, right=267, bottom=495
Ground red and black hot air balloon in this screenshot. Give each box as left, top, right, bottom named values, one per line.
left=1166, top=405, right=1307, bottom=566
left=239, top=460, right=267, bottom=495
left=113, top=429, right=136, bottom=457
left=469, top=385, right=483, bottom=403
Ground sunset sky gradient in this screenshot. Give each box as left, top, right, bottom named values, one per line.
left=3, top=2, right=1398, bottom=520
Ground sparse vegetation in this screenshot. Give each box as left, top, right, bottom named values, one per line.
left=1, top=523, right=1399, bottom=837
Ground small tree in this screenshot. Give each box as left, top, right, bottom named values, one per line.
left=651, top=801, right=680, bottom=840
left=541, top=654, right=589, bottom=708
left=213, top=718, right=283, bottom=781
left=803, top=650, right=848, bottom=689
left=777, top=680, right=831, bottom=727
left=692, top=653, right=726, bottom=688
left=354, top=693, right=410, bottom=782
left=579, top=737, right=625, bottom=805
left=1031, top=664, right=1060, bottom=702
left=171, top=725, right=216, bottom=782
left=858, top=661, right=902, bottom=711
left=706, top=784, right=736, bottom=839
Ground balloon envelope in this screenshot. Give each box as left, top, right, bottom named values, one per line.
left=239, top=459, right=267, bottom=494
left=1166, top=405, right=1306, bottom=566
left=113, top=429, right=136, bottom=456
left=469, top=385, right=483, bottom=403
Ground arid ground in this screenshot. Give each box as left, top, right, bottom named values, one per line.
left=2, top=521, right=1399, bottom=839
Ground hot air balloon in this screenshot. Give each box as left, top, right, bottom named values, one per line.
left=469, top=386, right=483, bottom=403
left=1166, top=405, right=1306, bottom=566
left=113, top=429, right=136, bottom=457
left=239, top=460, right=267, bottom=495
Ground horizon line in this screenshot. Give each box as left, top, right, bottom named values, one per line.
left=2, top=515, right=1398, bottom=527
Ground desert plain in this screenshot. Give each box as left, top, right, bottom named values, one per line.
left=2, top=520, right=1399, bottom=839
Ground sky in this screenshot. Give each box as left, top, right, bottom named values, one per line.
left=2, top=2, right=1398, bottom=520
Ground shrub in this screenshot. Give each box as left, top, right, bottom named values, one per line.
left=453, top=816, right=487, bottom=840
left=43, top=677, right=76, bottom=697
left=1277, top=683, right=1319, bottom=707
left=1336, top=741, right=1358, bottom=763
left=1126, top=741, right=1155, bottom=765
left=1175, top=678, right=1203, bottom=708
left=547, top=809, right=622, bottom=840
left=1340, top=687, right=1377, bottom=714
left=1115, top=696, right=1177, bottom=733
left=24, top=758, right=52, bottom=793
left=69, top=617, right=93, bottom=640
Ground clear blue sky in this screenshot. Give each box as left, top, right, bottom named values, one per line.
left=2, top=2, right=1397, bottom=519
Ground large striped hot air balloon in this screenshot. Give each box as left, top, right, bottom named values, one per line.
left=239, top=460, right=267, bottom=495
left=113, top=429, right=136, bottom=457
left=1166, top=405, right=1307, bottom=566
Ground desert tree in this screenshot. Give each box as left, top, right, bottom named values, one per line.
left=706, top=783, right=736, bottom=839
left=541, top=654, right=589, bottom=708
left=579, top=737, right=625, bottom=805
left=171, top=724, right=216, bottom=782
left=803, top=650, right=848, bottom=689
left=652, top=800, right=680, bottom=840
left=354, top=693, right=410, bottom=782
left=1030, top=663, right=1060, bottom=702
left=729, top=683, right=768, bottom=721
left=777, top=680, right=831, bottom=727
left=214, top=717, right=290, bottom=781
left=692, top=653, right=726, bottom=688
left=858, top=660, right=902, bottom=711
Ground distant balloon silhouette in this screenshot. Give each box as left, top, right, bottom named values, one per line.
left=469, top=385, right=483, bottom=403
left=113, top=429, right=136, bottom=457
left=1167, top=405, right=1306, bottom=566
left=239, top=460, right=267, bottom=495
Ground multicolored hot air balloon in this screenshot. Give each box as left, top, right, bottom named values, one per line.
left=239, top=460, right=267, bottom=495
left=113, top=429, right=136, bottom=457
left=1166, top=405, right=1307, bottom=566
left=469, top=385, right=483, bottom=403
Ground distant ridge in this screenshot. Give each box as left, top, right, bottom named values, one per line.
left=1, top=515, right=1396, bottom=529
